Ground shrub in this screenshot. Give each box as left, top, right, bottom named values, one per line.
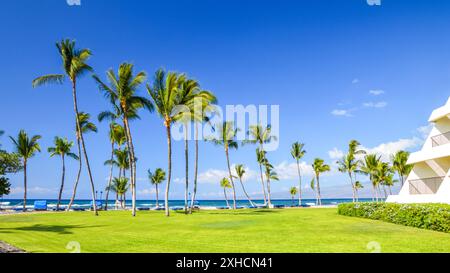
left=338, top=202, right=450, bottom=233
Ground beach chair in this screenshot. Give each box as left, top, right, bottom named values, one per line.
left=34, top=200, right=48, bottom=211
left=90, top=200, right=103, bottom=211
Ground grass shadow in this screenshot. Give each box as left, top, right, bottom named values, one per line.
left=205, top=209, right=282, bottom=216
left=0, top=224, right=104, bottom=235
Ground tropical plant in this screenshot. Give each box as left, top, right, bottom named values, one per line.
left=93, top=62, right=153, bottom=216
left=391, top=150, right=413, bottom=186
left=291, top=142, right=306, bottom=206
left=147, top=69, right=187, bottom=216
left=245, top=124, right=276, bottom=205
left=67, top=112, right=98, bottom=211
left=220, top=177, right=232, bottom=208
left=358, top=154, right=382, bottom=201
left=264, top=161, right=279, bottom=208
left=106, top=177, right=130, bottom=209
left=48, top=137, right=78, bottom=210
left=9, top=130, right=41, bottom=212
left=235, top=164, right=255, bottom=207
left=208, top=121, right=239, bottom=209
left=148, top=168, right=166, bottom=207
left=32, top=39, right=98, bottom=215
left=289, top=187, right=298, bottom=206
left=98, top=110, right=126, bottom=211
left=256, top=148, right=268, bottom=205
left=374, top=161, right=395, bottom=199
left=337, top=154, right=359, bottom=203
left=0, top=178, right=11, bottom=198
left=312, top=158, right=330, bottom=206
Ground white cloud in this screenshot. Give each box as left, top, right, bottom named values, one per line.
left=272, top=161, right=314, bottom=180
left=10, top=186, right=57, bottom=195
left=352, top=78, right=359, bottom=84
left=331, top=109, right=352, bottom=117
left=328, top=148, right=345, bottom=160
left=137, top=188, right=156, bottom=195
left=369, top=90, right=385, bottom=96
left=193, top=165, right=257, bottom=184
left=363, top=101, right=387, bottom=108
left=361, top=138, right=421, bottom=161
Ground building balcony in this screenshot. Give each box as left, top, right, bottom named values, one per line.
left=431, top=131, right=450, bottom=147
left=409, top=176, right=445, bottom=195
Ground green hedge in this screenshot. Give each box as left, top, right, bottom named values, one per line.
left=338, top=202, right=450, bottom=233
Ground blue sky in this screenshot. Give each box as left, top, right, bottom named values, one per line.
left=0, top=0, right=449, bottom=200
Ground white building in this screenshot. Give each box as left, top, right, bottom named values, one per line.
left=387, top=97, right=450, bottom=204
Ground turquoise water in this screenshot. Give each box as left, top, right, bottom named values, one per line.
left=0, top=198, right=376, bottom=209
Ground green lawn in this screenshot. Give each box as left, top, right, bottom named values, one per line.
left=1, top=208, right=450, bottom=253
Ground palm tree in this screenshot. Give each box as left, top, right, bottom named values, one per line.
left=392, top=150, right=413, bottom=186
left=289, top=187, right=298, bottom=206
left=245, top=124, right=276, bottom=205
left=235, top=164, right=255, bottom=207
left=374, top=161, right=395, bottom=199
left=208, top=121, right=239, bottom=209
left=264, top=161, right=279, bottom=208
left=177, top=78, right=217, bottom=214
left=220, top=177, right=232, bottom=208
left=256, top=148, right=268, bottom=205
left=354, top=181, right=364, bottom=201
left=93, top=63, right=153, bottom=217
left=106, top=177, right=129, bottom=209
left=310, top=178, right=317, bottom=204
left=188, top=85, right=217, bottom=214
left=337, top=154, right=359, bottom=203
left=147, top=69, right=187, bottom=217
left=32, top=39, right=98, bottom=215
left=67, top=112, right=98, bottom=211
left=312, top=158, right=330, bottom=206
left=148, top=168, right=166, bottom=208
left=358, top=154, right=382, bottom=201
left=98, top=110, right=126, bottom=211
left=48, top=137, right=78, bottom=210
left=291, top=142, right=306, bottom=206
left=9, top=130, right=41, bottom=212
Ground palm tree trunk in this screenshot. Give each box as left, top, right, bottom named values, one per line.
left=165, top=123, right=172, bottom=217
left=123, top=117, right=137, bottom=216
left=349, top=172, right=355, bottom=203
left=189, top=123, right=199, bottom=214
left=67, top=137, right=82, bottom=211
left=259, top=163, right=267, bottom=205
left=155, top=184, right=159, bottom=207
left=184, top=125, right=189, bottom=214
left=239, top=177, right=255, bottom=207
left=72, top=80, right=97, bottom=216
left=23, top=160, right=27, bottom=212
left=105, top=139, right=115, bottom=211
left=225, top=148, right=237, bottom=209
left=224, top=188, right=229, bottom=207
left=316, top=175, right=322, bottom=206
left=267, top=176, right=272, bottom=208
left=57, top=155, right=65, bottom=210
left=296, top=160, right=302, bottom=206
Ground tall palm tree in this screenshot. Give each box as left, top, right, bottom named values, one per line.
left=220, top=177, right=232, bottom=208
left=98, top=111, right=126, bottom=211
left=374, top=161, right=395, bottom=199
left=32, top=39, right=98, bottom=215
left=312, top=158, right=330, bottom=206
left=256, top=148, right=268, bottom=205
left=67, top=112, right=98, bottom=211
left=93, top=63, right=153, bottom=217
left=358, top=154, right=382, bottom=201
left=235, top=164, right=255, bottom=207
left=264, top=161, right=279, bottom=208
left=9, top=130, right=41, bottom=212
left=290, top=187, right=298, bottom=206
left=147, top=69, right=186, bottom=217
left=245, top=124, right=276, bottom=205
left=48, top=137, right=78, bottom=210
left=391, top=150, right=413, bottom=187
left=106, top=177, right=129, bottom=209
left=337, top=154, right=359, bottom=203
left=177, top=78, right=217, bottom=214
left=208, top=121, right=239, bottom=209
left=291, top=142, right=306, bottom=206
left=148, top=168, right=166, bottom=208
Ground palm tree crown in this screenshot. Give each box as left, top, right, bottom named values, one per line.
left=48, top=137, right=78, bottom=160
left=10, top=130, right=41, bottom=160
left=148, top=168, right=166, bottom=185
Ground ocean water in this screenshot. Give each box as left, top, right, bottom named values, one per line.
left=0, top=198, right=376, bottom=209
